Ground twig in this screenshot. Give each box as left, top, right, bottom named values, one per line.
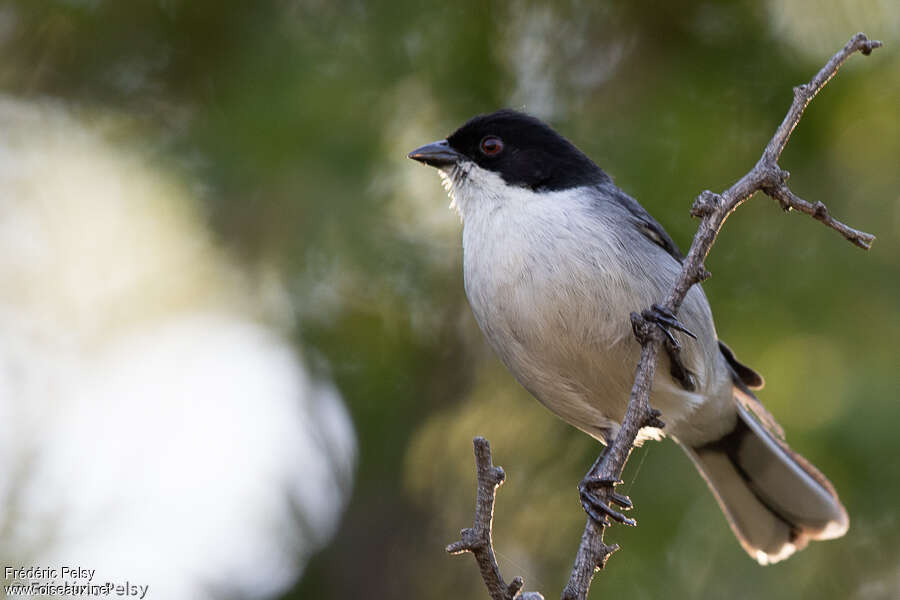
left=453, top=33, right=880, bottom=600
left=447, top=438, right=544, bottom=600
left=561, top=32, right=879, bottom=600
left=765, top=185, right=875, bottom=249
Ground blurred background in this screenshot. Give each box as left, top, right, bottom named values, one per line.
left=0, top=1, right=897, bottom=599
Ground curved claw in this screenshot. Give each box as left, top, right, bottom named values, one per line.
left=611, top=492, right=633, bottom=509
left=580, top=489, right=637, bottom=527
left=579, top=477, right=637, bottom=527
left=642, top=304, right=697, bottom=342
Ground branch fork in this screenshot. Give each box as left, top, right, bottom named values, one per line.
left=450, top=32, right=880, bottom=600
left=447, top=438, right=544, bottom=600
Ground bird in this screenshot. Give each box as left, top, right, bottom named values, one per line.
left=408, top=109, right=848, bottom=564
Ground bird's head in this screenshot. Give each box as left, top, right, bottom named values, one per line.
left=408, top=109, right=608, bottom=218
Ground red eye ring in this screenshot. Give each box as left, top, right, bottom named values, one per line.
left=480, top=136, right=503, bottom=156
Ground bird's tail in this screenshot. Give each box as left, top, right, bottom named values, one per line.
left=682, top=402, right=848, bottom=564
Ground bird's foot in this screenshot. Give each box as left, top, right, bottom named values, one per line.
left=636, top=304, right=698, bottom=391
left=579, top=474, right=636, bottom=527
left=640, top=304, right=697, bottom=347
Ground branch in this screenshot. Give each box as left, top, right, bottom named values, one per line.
left=562, top=32, right=879, bottom=600
left=452, top=33, right=880, bottom=600
left=447, top=438, right=544, bottom=600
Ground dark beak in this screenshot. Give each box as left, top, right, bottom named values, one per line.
left=407, top=139, right=464, bottom=168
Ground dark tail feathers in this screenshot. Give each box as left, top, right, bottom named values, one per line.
left=684, top=403, right=848, bottom=564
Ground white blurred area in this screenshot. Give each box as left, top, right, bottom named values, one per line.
left=0, top=98, right=355, bottom=598
left=765, top=0, right=899, bottom=59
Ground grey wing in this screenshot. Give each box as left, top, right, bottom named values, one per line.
left=601, top=184, right=767, bottom=390
left=598, top=183, right=771, bottom=398
left=600, top=183, right=684, bottom=263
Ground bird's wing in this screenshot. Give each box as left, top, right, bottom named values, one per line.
left=603, top=186, right=773, bottom=432
left=719, top=340, right=765, bottom=390
left=605, top=185, right=684, bottom=263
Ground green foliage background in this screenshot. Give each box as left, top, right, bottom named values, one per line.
left=3, top=1, right=897, bottom=598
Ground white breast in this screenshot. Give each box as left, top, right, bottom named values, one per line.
left=445, top=163, right=733, bottom=445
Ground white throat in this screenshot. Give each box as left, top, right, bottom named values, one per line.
left=438, top=161, right=519, bottom=221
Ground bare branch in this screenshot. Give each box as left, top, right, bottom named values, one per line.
left=762, top=33, right=883, bottom=165
left=447, top=438, right=544, bottom=600
left=766, top=182, right=875, bottom=249
left=560, top=520, right=617, bottom=600
left=453, top=33, right=880, bottom=600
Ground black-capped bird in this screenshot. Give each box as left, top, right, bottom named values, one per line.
left=409, top=109, right=847, bottom=563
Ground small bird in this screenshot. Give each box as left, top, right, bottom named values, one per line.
left=408, top=109, right=848, bottom=564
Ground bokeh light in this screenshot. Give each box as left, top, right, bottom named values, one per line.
left=0, top=98, right=354, bottom=599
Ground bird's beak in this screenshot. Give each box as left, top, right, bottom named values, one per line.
left=407, top=139, right=464, bottom=168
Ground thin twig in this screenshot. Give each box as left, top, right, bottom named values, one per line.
left=766, top=184, right=875, bottom=249
left=561, top=32, right=879, bottom=600
left=447, top=438, right=544, bottom=600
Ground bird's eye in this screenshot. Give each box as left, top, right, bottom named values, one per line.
left=480, top=136, right=504, bottom=156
